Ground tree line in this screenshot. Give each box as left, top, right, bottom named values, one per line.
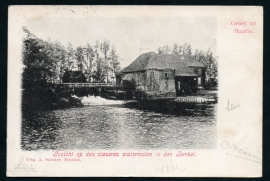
left=158, top=43, right=218, bottom=87
left=22, top=27, right=121, bottom=88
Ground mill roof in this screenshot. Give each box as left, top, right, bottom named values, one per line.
left=121, top=52, right=205, bottom=76
left=121, top=52, right=155, bottom=73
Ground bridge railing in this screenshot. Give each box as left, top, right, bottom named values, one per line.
left=57, top=83, right=116, bottom=88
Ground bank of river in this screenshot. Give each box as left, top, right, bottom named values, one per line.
left=22, top=98, right=217, bottom=150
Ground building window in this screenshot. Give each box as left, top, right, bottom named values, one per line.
left=198, top=69, right=201, bottom=74
left=165, top=82, right=168, bottom=88
left=150, top=72, right=154, bottom=86
left=165, top=72, right=168, bottom=77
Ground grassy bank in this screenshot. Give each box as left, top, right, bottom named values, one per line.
left=22, top=85, right=82, bottom=117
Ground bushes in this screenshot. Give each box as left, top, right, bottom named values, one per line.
left=22, top=84, right=82, bottom=117
left=204, top=79, right=218, bottom=90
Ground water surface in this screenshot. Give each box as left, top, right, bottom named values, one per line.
left=22, top=100, right=217, bottom=150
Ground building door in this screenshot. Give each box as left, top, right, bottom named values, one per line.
left=178, top=81, right=181, bottom=91
left=198, top=77, right=201, bottom=85
left=175, top=76, right=183, bottom=96
left=175, top=80, right=181, bottom=96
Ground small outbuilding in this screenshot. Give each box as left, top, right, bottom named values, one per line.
left=62, top=71, right=86, bottom=83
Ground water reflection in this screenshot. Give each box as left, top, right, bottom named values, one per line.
left=22, top=101, right=216, bottom=150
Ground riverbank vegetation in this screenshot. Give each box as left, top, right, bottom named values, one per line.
left=21, top=27, right=121, bottom=113
left=158, top=43, right=218, bottom=89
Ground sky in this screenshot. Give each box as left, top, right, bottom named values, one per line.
left=25, top=16, right=216, bottom=68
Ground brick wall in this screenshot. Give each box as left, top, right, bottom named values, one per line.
left=121, top=69, right=176, bottom=93
left=146, top=69, right=175, bottom=93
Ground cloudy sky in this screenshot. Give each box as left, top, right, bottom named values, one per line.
left=25, top=16, right=216, bottom=68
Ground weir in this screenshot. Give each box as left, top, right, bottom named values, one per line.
left=56, top=83, right=117, bottom=88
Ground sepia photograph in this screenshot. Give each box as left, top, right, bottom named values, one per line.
left=21, top=15, right=218, bottom=151
left=7, top=6, right=262, bottom=177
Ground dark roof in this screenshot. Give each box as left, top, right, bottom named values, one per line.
left=63, top=71, right=84, bottom=77
left=120, top=52, right=156, bottom=73
left=187, top=56, right=205, bottom=68
left=121, top=52, right=205, bottom=76
left=62, top=71, right=86, bottom=83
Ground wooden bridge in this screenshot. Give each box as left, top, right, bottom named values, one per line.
left=57, top=83, right=117, bottom=88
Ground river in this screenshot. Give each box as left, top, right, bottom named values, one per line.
left=21, top=99, right=217, bottom=150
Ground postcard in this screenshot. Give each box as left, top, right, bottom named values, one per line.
left=7, top=6, right=263, bottom=177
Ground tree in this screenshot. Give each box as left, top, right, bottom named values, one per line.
left=99, top=40, right=111, bottom=82
left=157, top=46, right=163, bottom=54
left=22, top=27, right=60, bottom=111
left=205, top=49, right=218, bottom=80
left=66, top=43, right=75, bottom=70
left=157, top=42, right=218, bottom=88
left=157, top=45, right=172, bottom=54
left=92, top=57, right=108, bottom=82
left=195, top=49, right=218, bottom=88
left=158, top=43, right=192, bottom=55
left=109, top=46, right=121, bottom=79
left=22, top=27, right=55, bottom=87
left=56, top=42, right=68, bottom=83
left=100, top=40, right=110, bottom=59
left=91, top=40, right=121, bottom=83
left=194, top=49, right=206, bottom=63
left=182, top=43, right=192, bottom=55
left=75, top=46, right=85, bottom=72
left=94, top=41, right=100, bottom=60
left=173, top=43, right=179, bottom=54
left=21, top=27, right=124, bottom=112
left=47, top=40, right=68, bottom=83
left=82, top=43, right=95, bottom=82
left=23, top=27, right=123, bottom=85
